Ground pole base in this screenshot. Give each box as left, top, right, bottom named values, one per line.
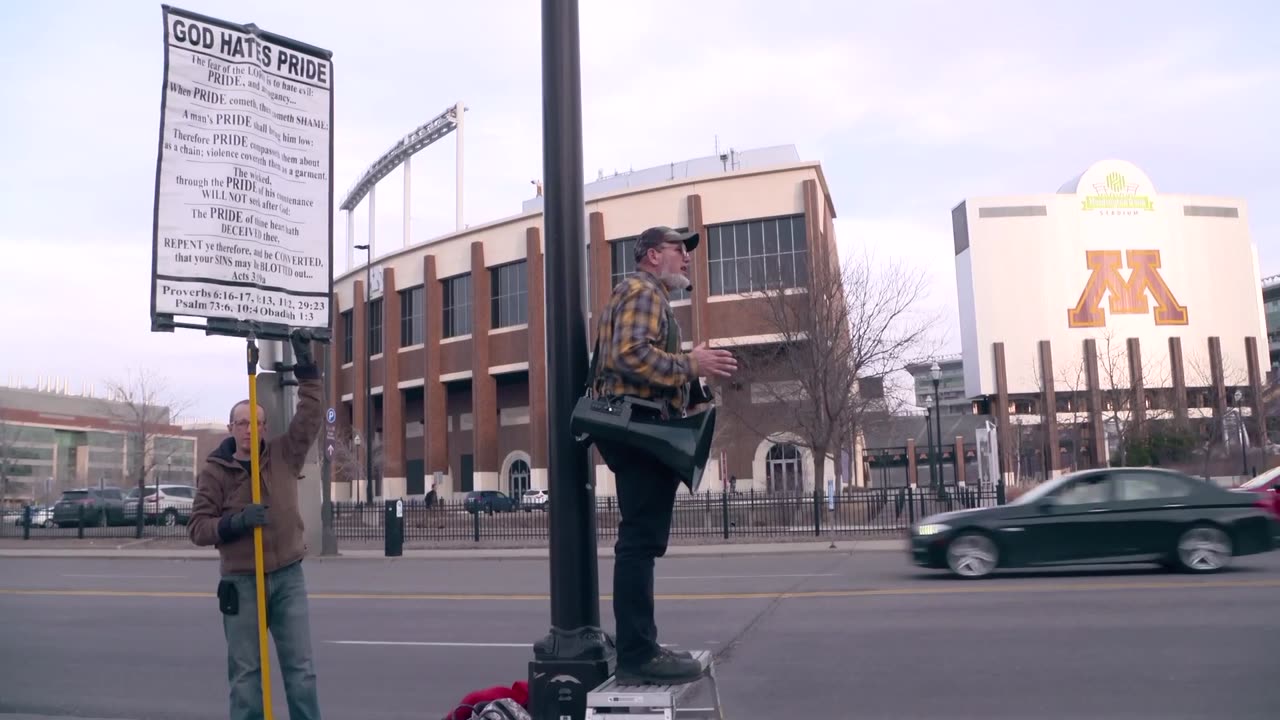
left=529, top=657, right=612, bottom=720
left=528, top=626, right=614, bottom=720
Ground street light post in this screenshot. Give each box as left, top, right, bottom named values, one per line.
left=924, top=398, right=936, bottom=488
left=1234, top=389, right=1247, bottom=476
left=930, top=362, right=943, bottom=489
left=353, top=243, right=374, bottom=505
left=527, top=1, right=611, bottom=718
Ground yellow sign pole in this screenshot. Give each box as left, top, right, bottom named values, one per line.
left=246, top=337, right=274, bottom=719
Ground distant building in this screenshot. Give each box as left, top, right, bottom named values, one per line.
left=952, top=159, right=1270, bottom=478
left=0, top=381, right=197, bottom=507
left=331, top=144, right=845, bottom=498
left=905, top=357, right=970, bottom=416
left=1264, top=274, right=1280, bottom=375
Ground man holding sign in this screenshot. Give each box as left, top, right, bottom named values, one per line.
left=189, top=330, right=325, bottom=720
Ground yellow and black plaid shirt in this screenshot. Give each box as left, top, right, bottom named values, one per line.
left=591, top=270, right=699, bottom=417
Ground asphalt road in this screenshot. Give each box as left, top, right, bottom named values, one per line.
left=1, top=550, right=1278, bottom=719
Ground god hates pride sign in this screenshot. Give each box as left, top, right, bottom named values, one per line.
left=150, top=5, right=333, bottom=334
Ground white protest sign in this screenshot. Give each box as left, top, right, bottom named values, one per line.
left=151, top=6, right=333, bottom=332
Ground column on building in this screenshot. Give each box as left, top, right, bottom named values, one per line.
left=326, top=293, right=347, bottom=500
left=1245, top=336, right=1266, bottom=460
left=1083, top=338, right=1107, bottom=467
left=380, top=268, right=406, bottom=498
left=525, top=227, right=549, bottom=491
left=992, top=342, right=1015, bottom=483
left=470, top=241, right=500, bottom=491
left=587, top=210, right=614, bottom=495
left=1038, top=340, right=1061, bottom=476
left=421, top=255, right=449, bottom=493
left=352, top=278, right=368, bottom=502
left=1208, top=336, right=1228, bottom=422
left=1126, top=337, right=1147, bottom=444
left=686, top=193, right=709, bottom=345
left=1168, top=337, right=1189, bottom=422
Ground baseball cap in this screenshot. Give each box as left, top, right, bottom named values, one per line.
left=633, top=226, right=699, bottom=261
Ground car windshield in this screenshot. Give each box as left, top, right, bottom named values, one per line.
left=1238, top=466, right=1280, bottom=490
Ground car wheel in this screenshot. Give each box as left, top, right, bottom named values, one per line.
left=1175, top=525, right=1232, bottom=573
left=945, top=532, right=999, bottom=579
left=162, top=509, right=179, bottom=527
left=43, top=519, right=54, bottom=529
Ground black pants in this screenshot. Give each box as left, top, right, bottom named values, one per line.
left=596, top=438, right=680, bottom=667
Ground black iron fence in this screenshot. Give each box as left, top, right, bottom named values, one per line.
left=0, top=504, right=191, bottom=540
left=1, top=484, right=1005, bottom=543
left=332, top=485, right=1004, bottom=544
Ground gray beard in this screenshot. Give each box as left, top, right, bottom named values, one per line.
left=660, top=272, right=691, bottom=292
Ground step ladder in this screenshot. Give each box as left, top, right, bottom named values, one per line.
left=585, top=650, right=724, bottom=719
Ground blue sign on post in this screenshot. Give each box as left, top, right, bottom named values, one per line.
left=326, top=408, right=336, bottom=424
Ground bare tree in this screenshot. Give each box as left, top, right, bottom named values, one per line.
left=727, top=247, right=942, bottom=494
left=1027, top=354, right=1097, bottom=474
left=1090, top=331, right=1177, bottom=466
left=1186, top=350, right=1250, bottom=476
left=327, top=424, right=382, bottom=502
left=102, top=369, right=192, bottom=534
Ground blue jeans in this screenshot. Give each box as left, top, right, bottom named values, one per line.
left=221, top=560, right=321, bottom=720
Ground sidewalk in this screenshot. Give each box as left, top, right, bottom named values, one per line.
left=0, top=537, right=906, bottom=560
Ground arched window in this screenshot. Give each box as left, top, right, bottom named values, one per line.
left=508, top=458, right=531, bottom=497
left=766, top=443, right=802, bottom=493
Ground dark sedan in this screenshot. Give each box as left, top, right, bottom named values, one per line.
left=910, top=467, right=1276, bottom=578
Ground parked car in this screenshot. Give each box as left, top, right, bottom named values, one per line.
left=521, top=488, right=549, bottom=512
left=464, top=490, right=518, bottom=514
left=1232, top=466, right=1280, bottom=523
left=910, top=467, right=1276, bottom=578
left=11, top=505, right=54, bottom=528
left=123, top=484, right=198, bottom=526
left=52, top=488, right=127, bottom=528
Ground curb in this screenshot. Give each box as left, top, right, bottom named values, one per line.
left=0, top=539, right=907, bottom=561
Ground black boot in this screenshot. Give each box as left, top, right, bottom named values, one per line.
left=616, top=647, right=703, bottom=686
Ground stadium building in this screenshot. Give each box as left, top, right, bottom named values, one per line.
left=951, top=159, right=1272, bottom=479
left=328, top=145, right=847, bottom=500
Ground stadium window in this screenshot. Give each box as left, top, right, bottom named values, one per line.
left=490, top=261, right=529, bottom=328
left=367, top=298, right=383, bottom=355
left=706, top=214, right=808, bottom=296
left=400, top=286, right=424, bottom=346
left=442, top=274, right=472, bottom=338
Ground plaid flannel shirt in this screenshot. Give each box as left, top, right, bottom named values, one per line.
left=592, top=270, right=699, bottom=417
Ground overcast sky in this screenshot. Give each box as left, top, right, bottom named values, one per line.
left=1, top=0, right=1276, bottom=423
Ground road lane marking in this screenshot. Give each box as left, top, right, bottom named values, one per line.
left=63, top=574, right=185, bottom=579
left=2, top=577, right=1278, bottom=602
left=330, top=640, right=530, bottom=648
left=658, top=573, right=838, bottom=580
left=329, top=640, right=685, bottom=649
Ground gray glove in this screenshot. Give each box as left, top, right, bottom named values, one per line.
left=230, top=503, right=268, bottom=534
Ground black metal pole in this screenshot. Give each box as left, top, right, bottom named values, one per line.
left=528, top=1, right=611, bottom=718
left=925, top=405, right=936, bottom=487
left=932, top=377, right=943, bottom=487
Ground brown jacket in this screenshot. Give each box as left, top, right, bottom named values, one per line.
left=188, top=375, right=324, bottom=576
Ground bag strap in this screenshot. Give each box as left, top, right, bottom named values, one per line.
left=584, top=330, right=602, bottom=396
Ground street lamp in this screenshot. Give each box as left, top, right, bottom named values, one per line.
left=930, top=362, right=943, bottom=488
left=924, top=395, right=936, bottom=487
left=353, top=243, right=374, bottom=506
left=1234, top=389, right=1247, bottom=476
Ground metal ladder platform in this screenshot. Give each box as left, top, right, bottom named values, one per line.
left=585, top=650, right=724, bottom=719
